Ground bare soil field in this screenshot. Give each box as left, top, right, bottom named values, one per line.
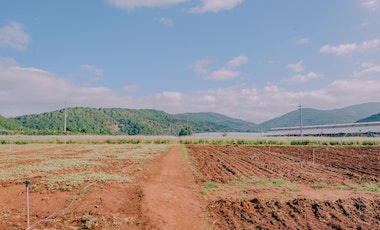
left=187, top=145, right=380, bottom=230
left=1, top=143, right=379, bottom=229
left=0, top=144, right=171, bottom=229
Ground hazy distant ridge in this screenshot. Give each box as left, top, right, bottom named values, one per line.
left=258, top=102, right=380, bottom=130
left=1, top=102, right=379, bottom=135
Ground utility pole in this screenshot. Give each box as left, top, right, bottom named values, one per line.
left=186, top=114, right=189, bottom=136
left=64, top=100, right=67, bottom=133
left=299, top=104, right=303, bottom=136
left=25, top=180, right=31, bottom=229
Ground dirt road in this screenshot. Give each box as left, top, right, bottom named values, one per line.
left=141, top=144, right=208, bottom=230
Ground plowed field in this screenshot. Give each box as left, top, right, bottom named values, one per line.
left=1, top=143, right=379, bottom=229
left=187, top=145, right=380, bottom=230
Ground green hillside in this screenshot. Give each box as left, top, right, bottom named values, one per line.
left=177, top=112, right=258, bottom=132
left=0, top=115, right=25, bottom=134
left=1, top=102, right=379, bottom=135
left=9, top=108, right=258, bottom=135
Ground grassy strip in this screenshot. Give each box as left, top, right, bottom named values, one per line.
left=311, top=182, right=380, bottom=192
left=46, top=172, right=133, bottom=191
left=1, top=135, right=379, bottom=146
left=201, top=181, right=219, bottom=195
left=228, top=178, right=299, bottom=192
left=0, top=144, right=168, bottom=181
left=179, top=138, right=379, bottom=146
left=200, top=178, right=299, bottom=195
left=180, top=144, right=201, bottom=180
left=0, top=135, right=177, bottom=145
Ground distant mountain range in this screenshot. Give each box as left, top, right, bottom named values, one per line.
left=258, top=102, right=380, bottom=131
left=0, top=102, right=379, bottom=135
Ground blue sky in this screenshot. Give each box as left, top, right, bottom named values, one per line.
left=1, top=0, right=380, bottom=123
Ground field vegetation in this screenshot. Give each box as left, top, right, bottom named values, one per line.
left=1, top=135, right=379, bottom=146
left=0, top=135, right=379, bottom=229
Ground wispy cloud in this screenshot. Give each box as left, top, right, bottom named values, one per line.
left=123, top=84, right=138, bottom=92
left=1, top=62, right=380, bottom=123
left=359, top=0, right=379, bottom=11
left=106, top=0, right=189, bottom=9
left=0, top=56, right=17, bottom=67
left=190, top=55, right=248, bottom=81
left=190, top=58, right=211, bottom=75
left=320, top=38, right=380, bottom=56
left=209, top=69, right=239, bottom=80
left=354, top=62, right=380, bottom=77
left=227, top=55, right=248, bottom=68
left=106, top=0, right=245, bottom=13
left=284, top=72, right=321, bottom=84
left=190, top=0, right=245, bottom=13
left=0, top=22, right=30, bottom=50
left=159, top=17, right=174, bottom=26
left=287, top=61, right=304, bottom=73
left=298, top=37, right=311, bottom=45
left=80, top=64, right=104, bottom=76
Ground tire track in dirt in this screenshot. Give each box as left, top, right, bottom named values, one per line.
left=141, top=144, right=208, bottom=230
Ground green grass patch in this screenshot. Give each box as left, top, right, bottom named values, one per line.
left=363, top=182, right=380, bottom=192
left=312, top=182, right=380, bottom=192
left=201, top=181, right=219, bottom=194
left=311, top=182, right=330, bottom=189
left=228, top=178, right=298, bottom=192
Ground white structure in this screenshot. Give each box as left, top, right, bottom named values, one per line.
left=266, top=121, right=380, bottom=136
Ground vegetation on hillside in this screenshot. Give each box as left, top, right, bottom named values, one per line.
left=357, top=113, right=380, bottom=122
left=5, top=108, right=258, bottom=135
left=1, top=102, right=379, bottom=135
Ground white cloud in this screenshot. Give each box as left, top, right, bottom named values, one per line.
left=190, top=55, right=247, bottom=81
left=80, top=64, right=104, bottom=76
left=287, top=60, right=304, bottom=73
left=320, top=43, right=358, bottom=56
left=298, top=38, right=311, bottom=44
left=227, top=55, right=248, bottom=68
left=360, top=0, right=379, bottom=10
left=0, top=22, right=30, bottom=50
left=190, top=0, right=245, bottom=13
left=2, top=62, right=380, bottom=124
left=284, top=72, right=321, bottom=84
left=123, top=84, right=138, bottom=92
left=354, top=62, right=380, bottom=77
left=0, top=64, right=127, bottom=116
left=320, top=38, right=380, bottom=56
left=159, top=17, right=174, bottom=26
left=209, top=69, right=239, bottom=80
left=190, top=58, right=211, bottom=75
left=106, top=0, right=189, bottom=9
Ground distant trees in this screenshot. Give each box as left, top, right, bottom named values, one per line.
left=1, top=107, right=256, bottom=136
left=178, top=126, right=192, bottom=136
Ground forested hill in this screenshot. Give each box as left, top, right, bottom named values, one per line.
left=0, top=115, right=24, bottom=131
left=357, top=113, right=380, bottom=122
left=7, top=107, right=258, bottom=135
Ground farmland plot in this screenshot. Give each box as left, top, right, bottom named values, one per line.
left=0, top=144, right=168, bottom=229
left=187, top=145, right=380, bottom=230
left=1, top=143, right=379, bottom=229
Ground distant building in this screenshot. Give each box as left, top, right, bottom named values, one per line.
left=266, top=121, right=380, bottom=137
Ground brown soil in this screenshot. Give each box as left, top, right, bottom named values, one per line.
left=187, top=145, right=380, bottom=230
left=0, top=144, right=208, bottom=229
left=1, top=144, right=379, bottom=230
left=140, top=144, right=208, bottom=229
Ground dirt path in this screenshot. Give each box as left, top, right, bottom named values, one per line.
left=141, top=144, right=208, bottom=230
